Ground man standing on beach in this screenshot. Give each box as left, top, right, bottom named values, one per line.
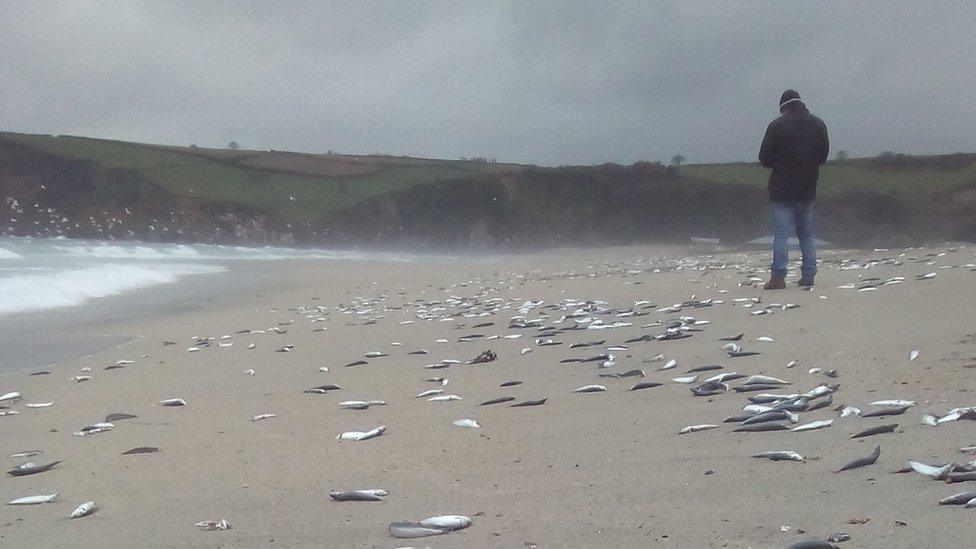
left=758, top=89, right=829, bottom=290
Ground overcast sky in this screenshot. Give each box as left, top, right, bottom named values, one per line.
left=2, top=1, right=974, bottom=166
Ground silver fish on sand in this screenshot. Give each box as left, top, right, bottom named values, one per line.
left=336, top=425, right=386, bottom=441
left=792, top=419, right=833, bottom=432
left=70, top=501, right=96, bottom=518
left=7, top=493, right=58, bottom=505
left=389, top=515, right=472, bottom=538
left=679, top=424, right=718, bottom=435
left=427, top=394, right=462, bottom=402
left=73, top=422, right=115, bottom=437
left=330, top=489, right=388, bottom=501
left=196, top=518, right=231, bottom=530
left=906, top=461, right=954, bottom=480
left=752, top=451, right=805, bottom=462
left=8, top=450, right=43, bottom=459
left=572, top=384, right=607, bottom=393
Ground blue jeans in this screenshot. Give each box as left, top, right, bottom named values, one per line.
left=769, top=201, right=817, bottom=279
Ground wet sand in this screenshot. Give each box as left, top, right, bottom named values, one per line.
left=1, top=245, right=975, bottom=548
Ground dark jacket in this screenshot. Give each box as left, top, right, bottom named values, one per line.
left=758, top=102, right=829, bottom=202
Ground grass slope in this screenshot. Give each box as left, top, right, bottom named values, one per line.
left=1, top=133, right=482, bottom=223
left=682, top=156, right=976, bottom=197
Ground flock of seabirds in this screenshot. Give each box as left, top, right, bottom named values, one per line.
left=2, top=244, right=976, bottom=548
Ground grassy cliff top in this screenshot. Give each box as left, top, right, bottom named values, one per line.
left=5, top=132, right=975, bottom=226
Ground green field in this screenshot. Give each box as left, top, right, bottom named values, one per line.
left=5, top=131, right=975, bottom=231
left=681, top=159, right=976, bottom=197
left=2, top=133, right=478, bottom=222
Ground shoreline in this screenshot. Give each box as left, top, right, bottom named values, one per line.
left=1, top=244, right=974, bottom=548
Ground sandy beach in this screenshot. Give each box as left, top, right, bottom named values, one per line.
left=2, top=244, right=976, bottom=548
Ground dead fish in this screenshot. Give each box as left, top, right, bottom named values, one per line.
left=618, top=369, right=645, bottom=378
left=427, top=394, right=462, bottom=402
left=70, top=501, right=96, bottom=518
left=7, top=450, right=43, bottom=459
left=104, top=413, right=137, bottom=422
left=122, top=447, right=160, bottom=455
left=74, top=423, right=115, bottom=436
left=336, top=425, right=386, bottom=441
left=419, top=515, right=472, bottom=530
left=938, top=490, right=976, bottom=505
left=733, top=422, right=790, bottom=432
left=837, top=445, right=881, bottom=472
left=7, top=461, right=61, bottom=477
left=909, top=349, right=920, bottom=361
left=339, top=401, right=373, bottom=410
left=500, top=380, right=522, bottom=387
left=691, top=381, right=728, bottom=397
left=741, top=410, right=796, bottom=425
left=630, top=381, right=662, bottom=391
left=851, top=423, right=898, bottom=438
left=510, top=398, right=547, bottom=407
left=743, top=374, right=790, bottom=385
left=453, top=419, right=480, bottom=428
left=687, top=364, right=723, bottom=373
left=158, top=398, right=187, bottom=407
left=906, top=461, right=955, bottom=479
left=250, top=414, right=277, bottom=422
left=417, top=389, right=443, bottom=398
left=839, top=405, right=862, bottom=417
left=679, top=424, right=719, bottom=435
left=330, top=489, right=388, bottom=501
left=805, top=394, right=835, bottom=412
left=304, top=384, right=341, bottom=394
left=705, top=372, right=745, bottom=383
left=480, top=396, right=516, bottom=406
left=195, top=519, right=231, bottom=530
left=719, top=333, right=744, bottom=341
left=388, top=522, right=451, bottom=539
left=24, top=402, right=53, bottom=408
left=752, top=451, right=805, bottom=462
left=572, top=385, right=607, bottom=393
left=7, top=493, right=58, bottom=505
left=728, top=351, right=761, bottom=358
left=869, top=399, right=916, bottom=407
left=345, top=360, right=368, bottom=367
left=861, top=405, right=911, bottom=418
left=792, top=419, right=833, bottom=432
left=671, top=374, right=698, bottom=384
left=364, top=352, right=388, bottom=358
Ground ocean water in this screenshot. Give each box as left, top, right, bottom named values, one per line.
left=0, top=236, right=440, bottom=316
left=0, top=236, right=455, bottom=373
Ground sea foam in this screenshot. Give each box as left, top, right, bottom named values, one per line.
left=0, top=263, right=225, bottom=315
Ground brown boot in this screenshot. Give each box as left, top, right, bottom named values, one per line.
left=763, top=275, right=786, bottom=290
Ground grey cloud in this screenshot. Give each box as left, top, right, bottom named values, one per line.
left=1, top=1, right=974, bottom=165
